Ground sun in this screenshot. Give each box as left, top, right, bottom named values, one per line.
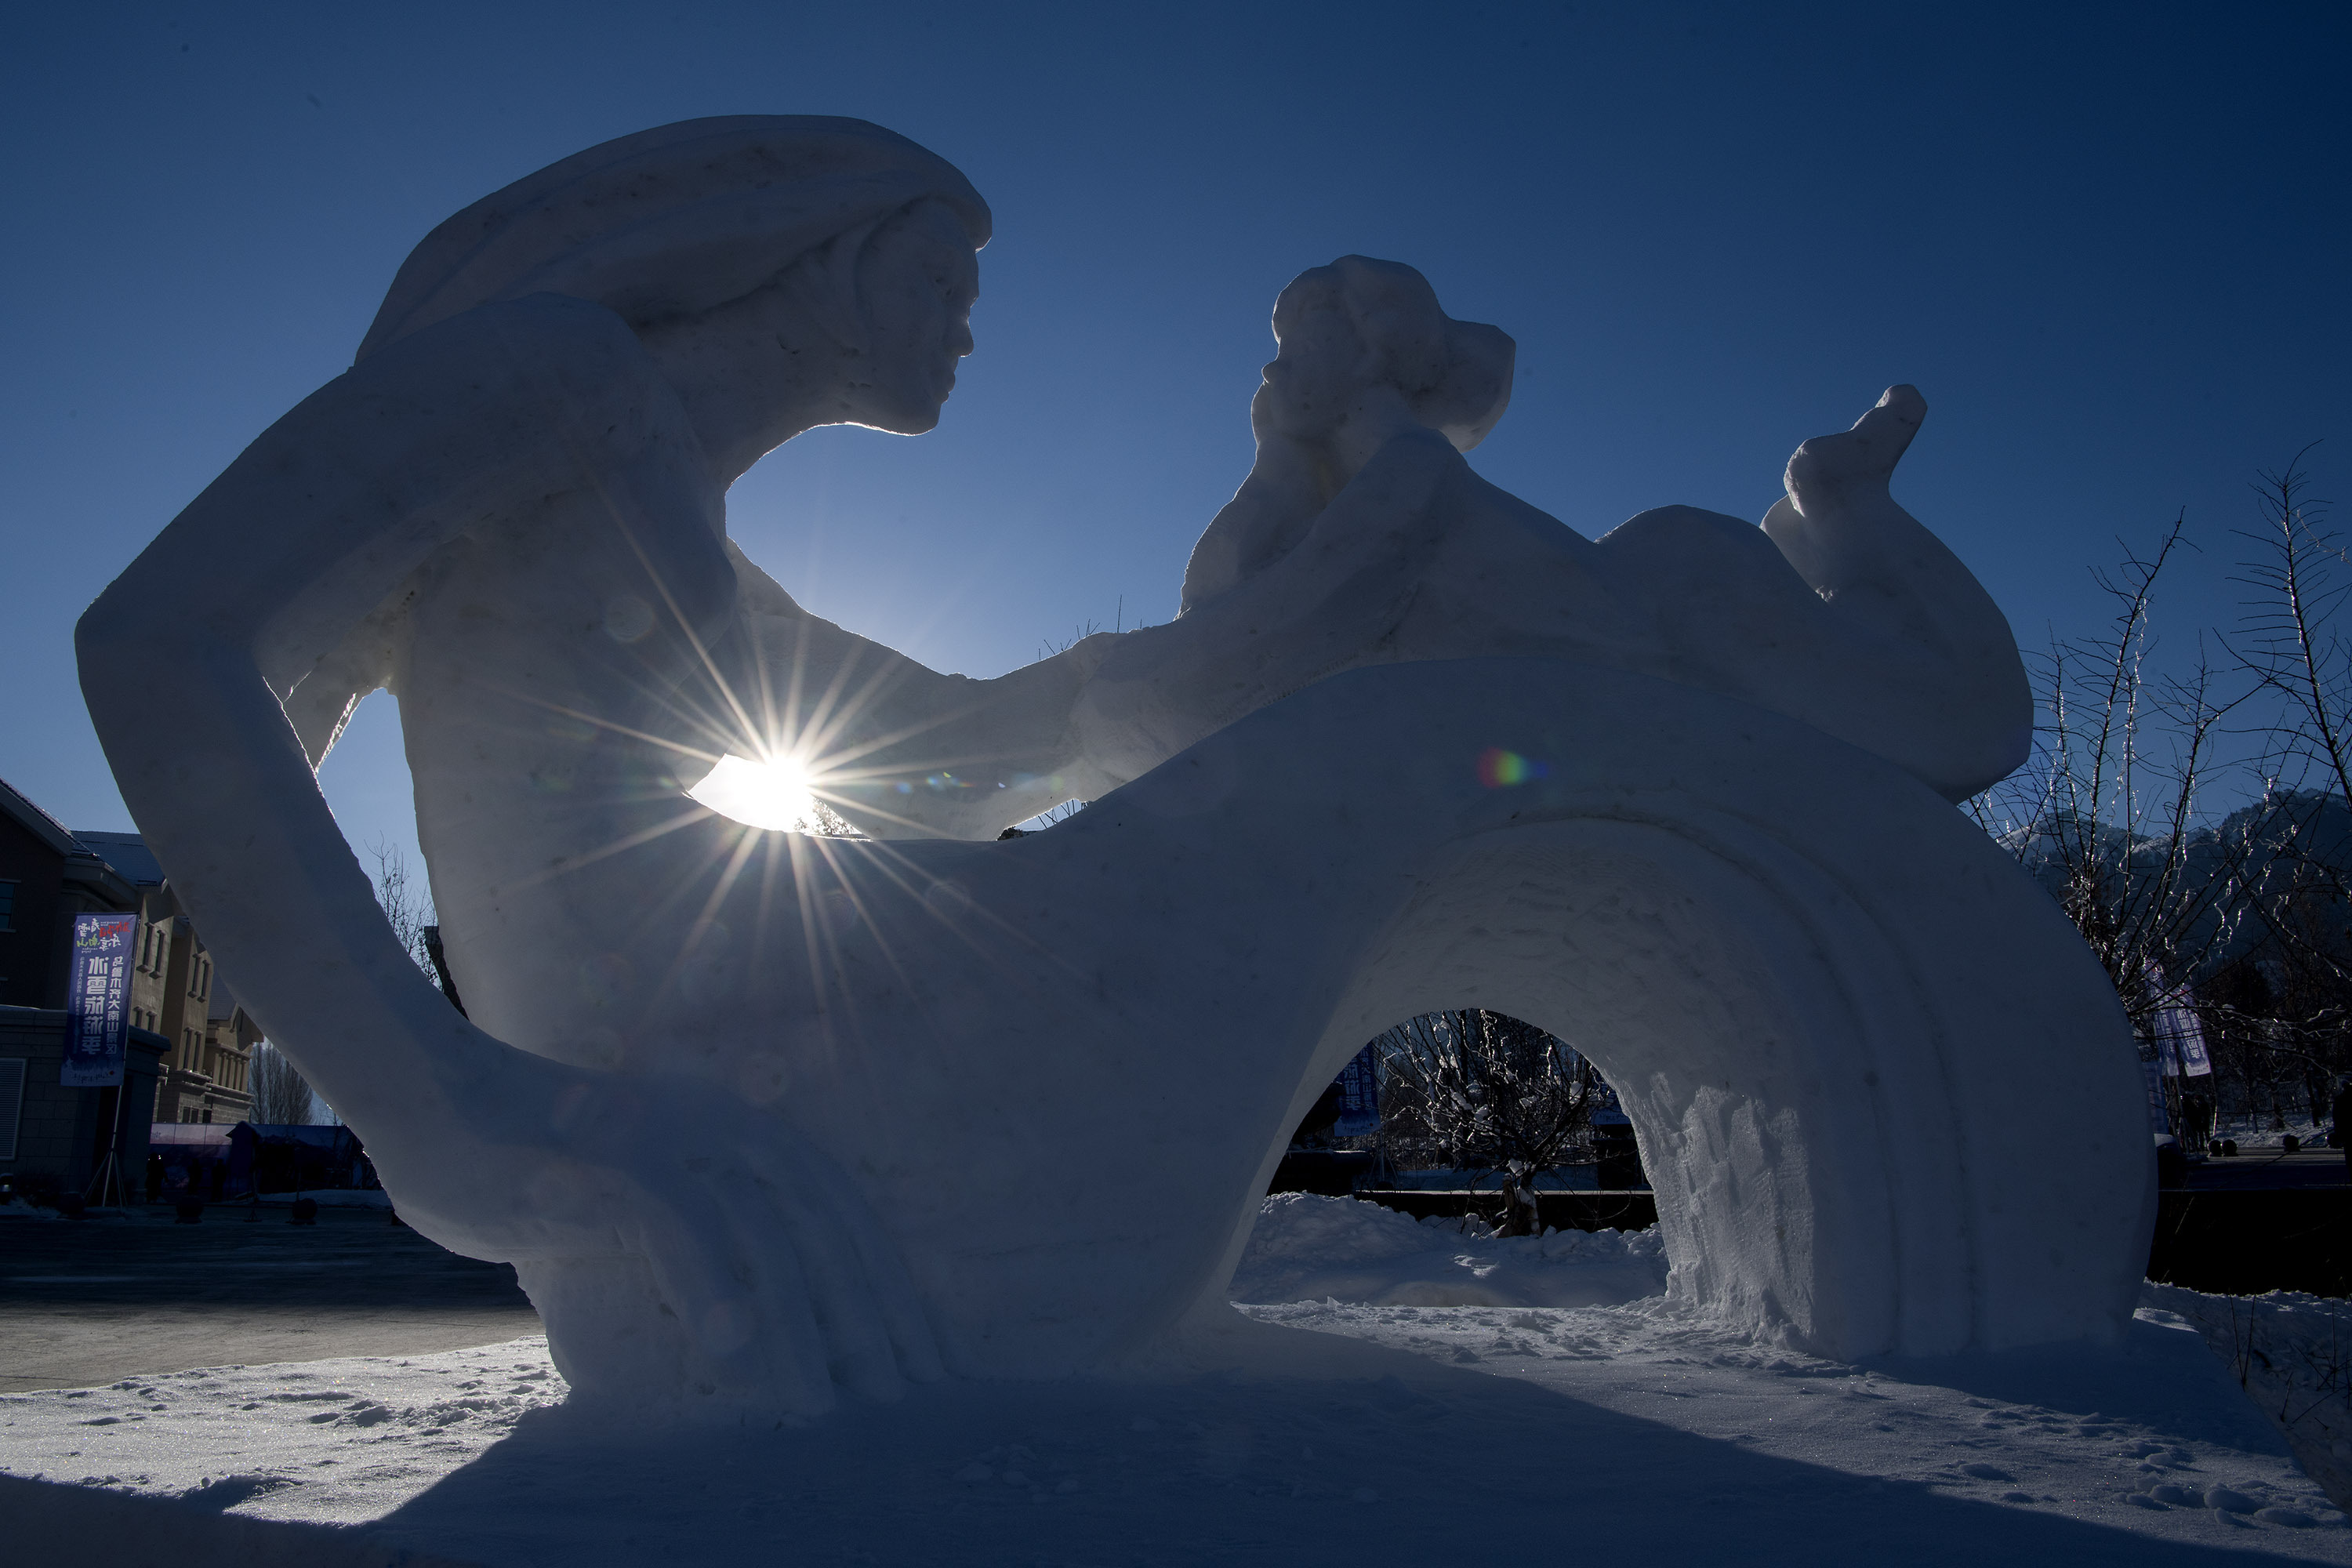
left=687, top=753, right=824, bottom=833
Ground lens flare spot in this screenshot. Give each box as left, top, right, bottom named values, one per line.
left=1475, top=747, right=1550, bottom=789
left=688, top=754, right=823, bottom=833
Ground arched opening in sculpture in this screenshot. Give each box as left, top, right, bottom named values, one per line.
left=1280, top=1007, right=1641, bottom=1220
left=1207, top=746, right=2151, bottom=1365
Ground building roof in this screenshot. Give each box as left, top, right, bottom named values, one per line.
left=71, top=830, right=165, bottom=887
left=0, top=775, right=84, bottom=858
left=0, top=777, right=136, bottom=906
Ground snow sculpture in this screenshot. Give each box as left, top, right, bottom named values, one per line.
left=79, top=117, right=2151, bottom=1423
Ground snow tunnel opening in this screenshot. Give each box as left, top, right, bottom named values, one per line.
left=1278, top=1009, right=1649, bottom=1232
left=1235, top=815, right=1822, bottom=1334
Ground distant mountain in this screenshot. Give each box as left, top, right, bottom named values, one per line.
left=1997, top=789, right=2352, bottom=980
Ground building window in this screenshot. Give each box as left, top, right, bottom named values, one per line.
left=0, top=1058, right=24, bottom=1159
left=0, top=880, right=16, bottom=932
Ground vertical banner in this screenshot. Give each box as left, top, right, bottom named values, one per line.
left=1333, top=1044, right=1380, bottom=1137
left=2154, top=993, right=2214, bottom=1078
left=62, top=911, right=136, bottom=1088
left=2140, top=960, right=2214, bottom=1079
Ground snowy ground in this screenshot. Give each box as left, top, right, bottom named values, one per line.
left=1230, top=1189, right=1667, bottom=1308
left=2212, top=1113, right=2335, bottom=1152
left=4, top=1196, right=2349, bottom=1565
left=2147, top=1283, right=2352, bottom=1505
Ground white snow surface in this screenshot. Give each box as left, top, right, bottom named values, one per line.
left=1229, top=1192, right=1668, bottom=1308
left=4, top=1198, right=2347, bottom=1565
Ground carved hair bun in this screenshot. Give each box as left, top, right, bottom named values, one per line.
left=1319, top=255, right=1515, bottom=452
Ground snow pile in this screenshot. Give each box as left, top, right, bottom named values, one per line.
left=1229, top=1193, right=1666, bottom=1308
left=2146, top=1283, right=2352, bottom=1508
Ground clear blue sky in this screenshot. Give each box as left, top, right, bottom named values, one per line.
left=4, top=2, right=2346, bottom=880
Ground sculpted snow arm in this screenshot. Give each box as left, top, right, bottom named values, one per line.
left=1074, top=429, right=1468, bottom=786
left=721, top=545, right=1120, bottom=840
left=78, top=297, right=701, bottom=1151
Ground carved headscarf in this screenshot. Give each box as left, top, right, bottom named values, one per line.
left=354, top=115, right=990, bottom=361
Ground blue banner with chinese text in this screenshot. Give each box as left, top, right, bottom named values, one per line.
left=62, top=911, right=136, bottom=1088
left=1334, top=1044, right=1380, bottom=1138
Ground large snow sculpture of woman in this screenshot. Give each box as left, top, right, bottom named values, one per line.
left=78, top=117, right=2148, bottom=1425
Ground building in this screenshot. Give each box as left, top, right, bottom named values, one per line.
left=0, top=1007, right=167, bottom=1203
left=0, top=778, right=256, bottom=1202
left=0, top=779, right=137, bottom=1011
left=1, top=779, right=167, bottom=1198
left=78, top=831, right=257, bottom=1124
left=193, top=982, right=264, bottom=1122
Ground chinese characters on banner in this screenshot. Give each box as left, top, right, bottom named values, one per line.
left=62, top=911, right=136, bottom=1087
left=1333, top=1044, right=1380, bottom=1138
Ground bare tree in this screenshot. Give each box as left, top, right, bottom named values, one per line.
left=1969, top=519, right=2256, bottom=1035
left=249, top=1043, right=316, bottom=1125
left=2226, top=454, right=2352, bottom=965
left=1969, top=462, right=2352, bottom=1138
left=2234, top=449, right=2350, bottom=820
left=1371, top=1009, right=1598, bottom=1234
left=2206, top=450, right=2352, bottom=1122
left=369, top=837, right=439, bottom=979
